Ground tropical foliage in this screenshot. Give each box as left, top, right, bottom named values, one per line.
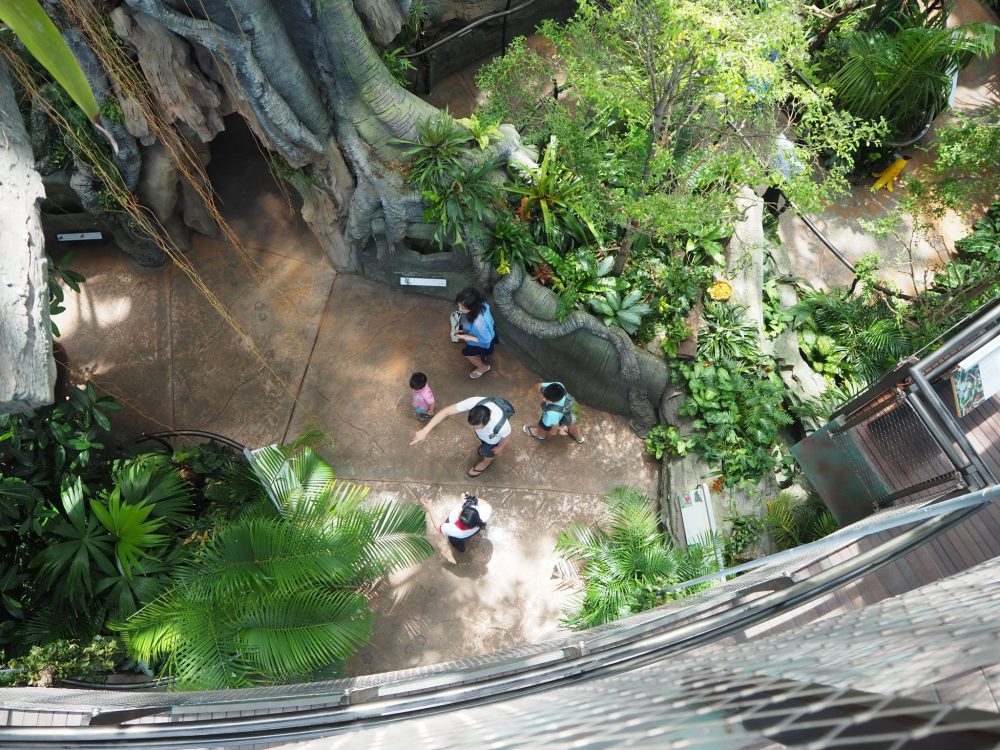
left=0, top=387, right=265, bottom=655
left=764, top=491, right=839, bottom=551
left=506, top=136, right=600, bottom=252
left=904, top=113, right=1000, bottom=217
left=116, top=445, right=432, bottom=690
left=826, top=23, right=998, bottom=139
left=1, top=384, right=433, bottom=688
left=781, top=200, right=1000, bottom=398
left=790, top=287, right=910, bottom=389
left=393, top=113, right=502, bottom=248
left=557, top=487, right=720, bottom=629
left=652, top=302, right=794, bottom=487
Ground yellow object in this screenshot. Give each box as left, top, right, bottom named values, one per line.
left=707, top=279, right=733, bottom=301
left=872, top=156, right=908, bottom=193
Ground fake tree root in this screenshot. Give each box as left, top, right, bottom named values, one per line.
left=493, top=263, right=657, bottom=435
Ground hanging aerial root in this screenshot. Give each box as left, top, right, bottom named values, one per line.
left=1, top=41, right=321, bottom=429
left=61, top=0, right=264, bottom=278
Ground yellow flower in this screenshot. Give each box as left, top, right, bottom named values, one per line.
left=707, top=279, right=733, bottom=301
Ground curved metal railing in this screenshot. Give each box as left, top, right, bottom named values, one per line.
left=1, top=485, right=996, bottom=747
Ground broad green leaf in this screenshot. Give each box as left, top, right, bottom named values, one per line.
left=0, top=0, right=99, bottom=121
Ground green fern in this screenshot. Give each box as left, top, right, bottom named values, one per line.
left=557, top=487, right=718, bottom=629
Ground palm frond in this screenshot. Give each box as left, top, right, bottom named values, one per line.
left=344, top=501, right=434, bottom=577
left=237, top=590, right=372, bottom=678
left=112, top=455, right=193, bottom=527
left=183, top=518, right=358, bottom=601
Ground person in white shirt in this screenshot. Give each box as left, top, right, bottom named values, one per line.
left=421, top=493, right=493, bottom=552
left=410, top=396, right=514, bottom=477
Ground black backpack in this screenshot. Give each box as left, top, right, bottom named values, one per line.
left=476, top=397, right=516, bottom=439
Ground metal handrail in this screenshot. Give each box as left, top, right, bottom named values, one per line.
left=135, top=429, right=246, bottom=452
left=658, top=483, right=998, bottom=594
left=399, top=0, right=542, bottom=59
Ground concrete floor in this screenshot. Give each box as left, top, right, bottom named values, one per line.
left=54, top=118, right=658, bottom=676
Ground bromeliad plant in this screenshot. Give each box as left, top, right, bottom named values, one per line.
left=588, top=289, right=651, bottom=336
left=557, top=486, right=719, bottom=629
left=506, top=136, right=601, bottom=253
left=117, top=445, right=433, bottom=690
left=534, top=245, right=648, bottom=329
left=395, top=113, right=503, bottom=248
left=484, top=213, right=542, bottom=275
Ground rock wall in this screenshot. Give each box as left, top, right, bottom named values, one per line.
left=495, top=268, right=668, bottom=425
left=0, top=60, right=55, bottom=413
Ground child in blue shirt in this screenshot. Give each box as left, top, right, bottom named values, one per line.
left=523, top=381, right=584, bottom=443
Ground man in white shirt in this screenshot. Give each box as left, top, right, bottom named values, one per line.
left=410, top=396, right=514, bottom=477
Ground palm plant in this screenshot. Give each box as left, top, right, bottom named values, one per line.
left=829, top=22, right=998, bottom=138
left=556, top=487, right=719, bottom=629
left=23, top=454, right=195, bottom=641
left=116, top=446, right=433, bottom=689
left=764, top=492, right=839, bottom=552
left=394, top=112, right=473, bottom=191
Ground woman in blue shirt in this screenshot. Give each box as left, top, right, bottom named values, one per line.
left=455, top=287, right=496, bottom=379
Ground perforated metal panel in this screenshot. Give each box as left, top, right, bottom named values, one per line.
left=284, top=557, right=1000, bottom=750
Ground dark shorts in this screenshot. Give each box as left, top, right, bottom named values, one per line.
left=462, top=341, right=495, bottom=358
left=478, top=440, right=497, bottom=458
left=538, top=414, right=574, bottom=429
left=448, top=531, right=479, bottom=552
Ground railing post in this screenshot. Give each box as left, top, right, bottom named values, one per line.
left=908, top=367, right=997, bottom=488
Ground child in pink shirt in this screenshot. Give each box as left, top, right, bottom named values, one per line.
left=409, top=372, right=436, bottom=421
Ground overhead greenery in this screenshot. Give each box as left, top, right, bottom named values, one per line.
left=479, top=0, right=880, bottom=255
left=647, top=302, right=794, bottom=487
left=904, top=112, right=1000, bottom=219
left=557, top=487, right=719, bottom=629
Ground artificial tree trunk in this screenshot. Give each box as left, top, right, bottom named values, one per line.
left=116, top=0, right=529, bottom=273
left=0, top=59, right=55, bottom=413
